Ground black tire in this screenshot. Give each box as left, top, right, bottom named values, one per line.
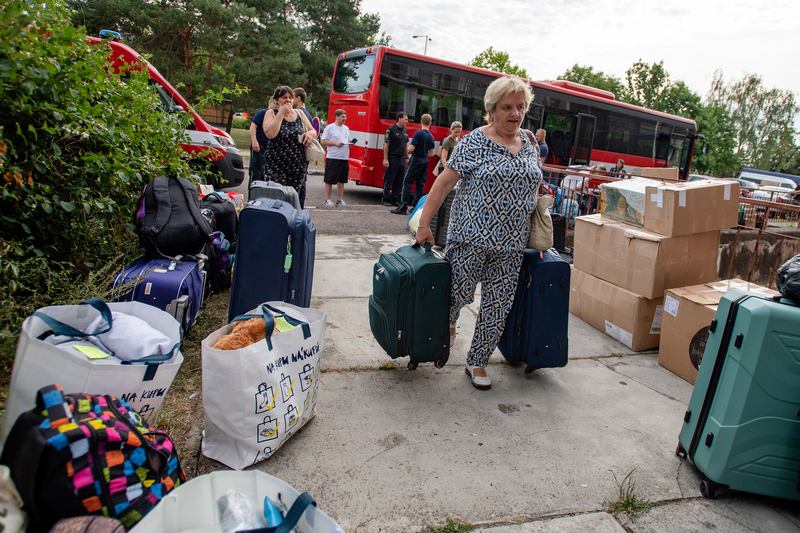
left=434, top=356, right=447, bottom=369
left=699, top=479, right=717, bottom=499
left=524, top=365, right=538, bottom=374
left=407, top=360, right=419, bottom=371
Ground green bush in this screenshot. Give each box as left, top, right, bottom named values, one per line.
left=0, top=0, right=195, bottom=372
left=232, top=117, right=252, bottom=130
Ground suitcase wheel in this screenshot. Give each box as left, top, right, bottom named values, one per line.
left=675, top=442, right=687, bottom=458
left=407, top=360, right=419, bottom=371
left=699, top=479, right=719, bottom=499
left=524, top=365, right=538, bottom=374
left=434, top=354, right=448, bottom=369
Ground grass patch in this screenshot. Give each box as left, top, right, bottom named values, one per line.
left=378, top=363, right=394, bottom=370
left=428, top=518, right=474, bottom=533
left=607, top=469, right=652, bottom=516
left=229, top=128, right=252, bottom=153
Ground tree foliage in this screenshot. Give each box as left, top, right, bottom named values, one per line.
left=558, top=64, right=625, bottom=98
left=69, top=0, right=381, bottom=115
left=1, top=0, right=191, bottom=266
left=708, top=71, right=799, bottom=173
left=468, top=47, right=529, bottom=79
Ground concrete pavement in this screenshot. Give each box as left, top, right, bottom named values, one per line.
left=210, top=234, right=800, bottom=532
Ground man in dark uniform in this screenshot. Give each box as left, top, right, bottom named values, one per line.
left=248, top=98, right=276, bottom=187
left=382, top=112, right=409, bottom=206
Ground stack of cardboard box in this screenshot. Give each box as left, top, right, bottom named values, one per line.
left=569, top=169, right=740, bottom=351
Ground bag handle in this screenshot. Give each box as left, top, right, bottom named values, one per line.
left=32, top=298, right=113, bottom=338
left=240, top=492, right=316, bottom=533
left=230, top=304, right=311, bottom=350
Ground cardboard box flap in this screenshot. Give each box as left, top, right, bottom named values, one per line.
left=622, top=227, right=663, bottom=243
left=577, top=214, right=604, bottom=227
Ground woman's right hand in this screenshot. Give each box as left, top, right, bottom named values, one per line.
left=277, top=101, right=292, bottom=116
left=415, top=226, right=434, bottom=247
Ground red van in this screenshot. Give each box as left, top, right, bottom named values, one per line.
left=90, top=31, right=245, bottom=189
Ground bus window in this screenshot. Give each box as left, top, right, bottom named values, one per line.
left=333, top=54, right=376, bottom=94
left=543, top=114, right=573, bottom=160
left=634, top=120, right=657, bottom=158
left=669, top=134, right=686, bottom=170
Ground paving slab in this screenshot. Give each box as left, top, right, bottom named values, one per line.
left=625, top=496, right=800, bottom=532
left=478, top=512, right=625, bottom=532
left=251, top=357, right=701, bottom=532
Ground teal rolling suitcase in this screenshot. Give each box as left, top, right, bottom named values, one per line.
left=369, top=243, right=450, bottom=370
left=676, top=289, right=800, bottom=500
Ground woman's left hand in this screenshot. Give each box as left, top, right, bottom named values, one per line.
left=301, top=131, right=313, bottom=147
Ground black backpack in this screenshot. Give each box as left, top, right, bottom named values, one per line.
left=200, top=191, right=238, bottom=250
left=135, top=175, right=212, bottom=259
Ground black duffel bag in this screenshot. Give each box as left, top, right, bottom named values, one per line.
left=135, top=175, right=212, bottom=259
left=200, top=191, right=238, bottom=249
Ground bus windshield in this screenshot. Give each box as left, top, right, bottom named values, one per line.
left=333, top=55, right=375, bottom=94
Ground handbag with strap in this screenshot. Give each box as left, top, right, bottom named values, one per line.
left=301, top=119, right=325, bottom=162
left=528, top=195, right=555, bottom=250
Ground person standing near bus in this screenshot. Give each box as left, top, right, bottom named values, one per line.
left=436, top=121, right=462, bottom=174
left=293, top=88, right=314, bottom=208
left=609, top=158, right=627, bottom=178
left=320, top=109, right=353, bottom=207
left=382, top=112, right=409, bottom=206
left=414, top=77, right=542, bottom=390
left=535, top=128, right=548, bottom=167
left=391, top=113, right=435, bottom=215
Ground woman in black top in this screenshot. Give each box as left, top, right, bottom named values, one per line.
left=263, top=86, right=317, bottom=195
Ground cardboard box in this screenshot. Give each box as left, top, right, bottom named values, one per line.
left=569, top=268, right=663, bottom=351
left=600, top=178, right=739, bottom=236
left=573, top=214, right=719, bottom=299
left=658, top=280, right=780, bottom=384
left=641, top=167, right=679, bottom=181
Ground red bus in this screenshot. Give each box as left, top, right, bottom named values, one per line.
left=328, top=45, right=702, bottom=191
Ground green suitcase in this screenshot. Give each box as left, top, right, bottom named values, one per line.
left=677, top=288, right=800, bottom=500
left=369, top=243, right=450, bottom=370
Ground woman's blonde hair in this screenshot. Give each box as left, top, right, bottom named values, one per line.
left=450, top=121, right=463, bottom=131
left=483, top=77, right=533, bottom=125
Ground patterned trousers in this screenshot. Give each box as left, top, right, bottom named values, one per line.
left=444, top=241, right=524, bottom=368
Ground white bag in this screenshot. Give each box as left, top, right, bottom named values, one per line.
left=201, top=302, right=327, bottom=470
left=0, top=299, right=183, bottom=447
left=129, top=470, right=343, bottom=533
left=0, top=466, right=27, bottom=533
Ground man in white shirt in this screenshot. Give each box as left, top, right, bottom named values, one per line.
left=320, top=109, right=354, bottom=207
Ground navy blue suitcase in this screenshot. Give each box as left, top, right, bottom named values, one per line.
left=498, top=249, right=570, bottom=373
left=228, top=198, right=315, bottom=321
left=112, top=255, right=206, bottom=334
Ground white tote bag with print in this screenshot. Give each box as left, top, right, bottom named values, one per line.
left=201, top=302, right=327, bottom=470
left=0, top=299, right=183, bottom=448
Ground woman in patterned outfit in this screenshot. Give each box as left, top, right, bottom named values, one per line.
left=415, top=77, right=542, bottom=390
left=263, top=86, right=317, bottom=202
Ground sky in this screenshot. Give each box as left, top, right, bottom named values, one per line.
left=360, top=0, right=800, bottom=101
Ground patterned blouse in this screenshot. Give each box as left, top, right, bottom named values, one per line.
left=264, top=110, right=307, bottom=191
left=446, top=128, right=542, bottom=252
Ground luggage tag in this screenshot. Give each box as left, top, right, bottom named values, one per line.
left=257, top=415, right=279, bottom=443
left=284, top=241, right=293, bottom=273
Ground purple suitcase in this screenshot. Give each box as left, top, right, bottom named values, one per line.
left=112, top=255, right=206, bottom=335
